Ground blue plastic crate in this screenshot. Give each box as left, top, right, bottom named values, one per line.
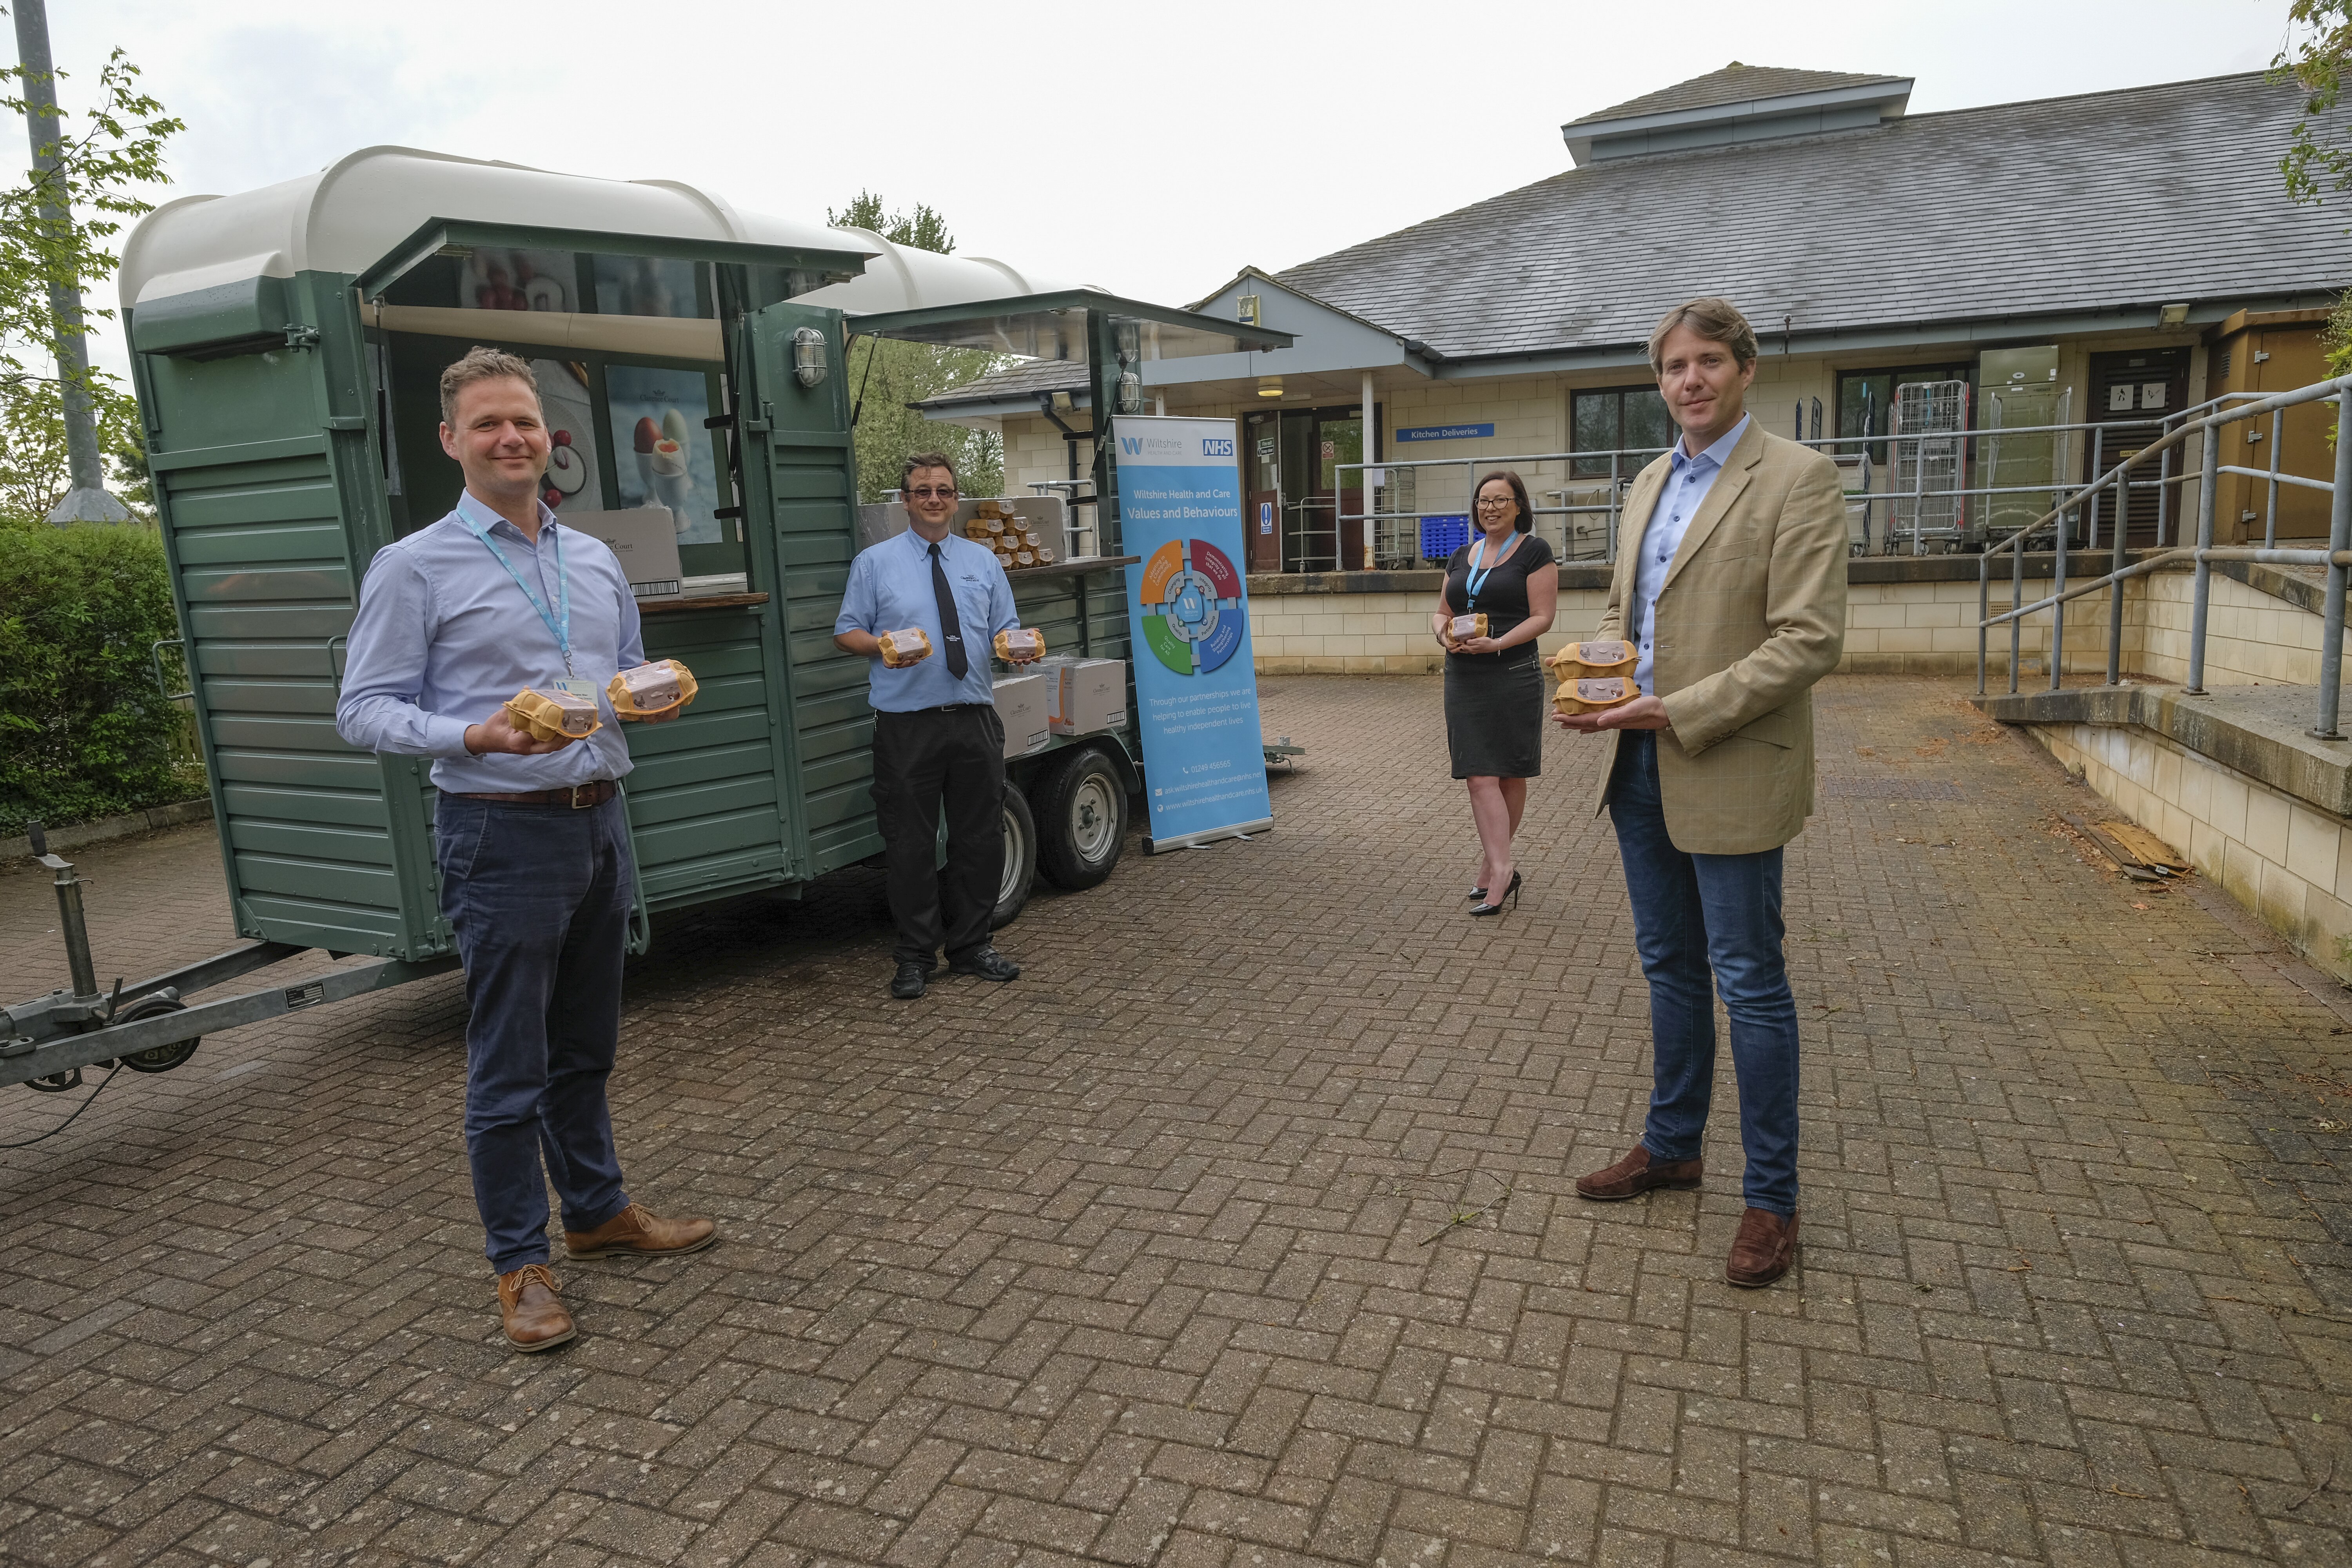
left=1420, top=514, right=1470, bottom=562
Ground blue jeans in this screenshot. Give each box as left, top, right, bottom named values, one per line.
left=435, top=792, right=633, bottom=1272
left=1607, top=731, right=1802, bottom=1216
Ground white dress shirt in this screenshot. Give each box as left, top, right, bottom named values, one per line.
left=1628, top=415, right=1749, bottom=694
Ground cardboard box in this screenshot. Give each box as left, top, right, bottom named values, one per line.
left=991, top=672, right=1052, bottom=758
left=564, top=508, right=684, bottom=598
left=1050, top=658, right=1127, bottom=735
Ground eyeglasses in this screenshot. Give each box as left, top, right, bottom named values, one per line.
left=1475, top=497, right=1515, bottom=511
left=905, top=486, right=958, bottom=500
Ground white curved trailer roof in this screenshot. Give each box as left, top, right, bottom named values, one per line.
left=120, top=145, right=1087, bottom=317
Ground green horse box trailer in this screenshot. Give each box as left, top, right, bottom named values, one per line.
left=2, top=148, right=1290, bottom=1094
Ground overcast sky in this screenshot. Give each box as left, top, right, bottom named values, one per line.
left=34, top=0, right=2304, bottom=381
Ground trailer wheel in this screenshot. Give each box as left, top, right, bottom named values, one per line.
left=1033, top=748, right=1127, bottom=891
left=993, top=786, right=1036, bottom=929
left=114, top=993, right=200, bottom=1074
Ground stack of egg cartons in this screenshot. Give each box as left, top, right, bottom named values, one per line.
left=1547, top=638, right=1640, bottom=715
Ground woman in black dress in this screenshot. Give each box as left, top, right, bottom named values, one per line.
left=1431, top=469, right=1557, bottom=916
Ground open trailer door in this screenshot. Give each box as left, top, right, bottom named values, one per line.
left=733, top=298, right=882, bottom=880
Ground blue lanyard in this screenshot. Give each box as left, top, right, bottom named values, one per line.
left=1464, top=533, right=1515, bottom=607
left=464, top=514, right=572, bottom=675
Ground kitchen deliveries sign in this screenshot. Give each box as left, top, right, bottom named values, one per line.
left=1112, top=416, right=1274, bottom=852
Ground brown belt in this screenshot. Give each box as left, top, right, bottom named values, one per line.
left=453, top=780, right=617, bottom=809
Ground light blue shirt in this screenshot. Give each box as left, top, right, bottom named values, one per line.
left=336, top=491, right=644, bottom=791
left=1629, top=415, right=1749, bottom=695
left=835, top=526, right=1020, bottom=711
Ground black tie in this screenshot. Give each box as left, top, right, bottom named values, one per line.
left=929, top=543, right=968, bottom=679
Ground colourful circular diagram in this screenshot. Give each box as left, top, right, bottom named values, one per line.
left=1138, top=538, right=1245, bottom=675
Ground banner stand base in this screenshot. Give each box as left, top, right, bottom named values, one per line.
left=1144, top=818, right=1275, bottom=855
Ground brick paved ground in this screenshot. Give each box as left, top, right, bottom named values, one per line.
left=4, top=674, right=2352, bottom=1567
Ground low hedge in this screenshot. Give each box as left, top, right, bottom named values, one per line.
left=0, top=522, right=203, bottom=836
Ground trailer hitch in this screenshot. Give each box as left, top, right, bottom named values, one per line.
left=4, top=820, right=459, bottom=1095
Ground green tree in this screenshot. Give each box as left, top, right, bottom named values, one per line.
left=2276, top=1, right=2352, bottom=208
left=0, top=43, right=178, bottom=450
left=828, top=192, right=1008, bottom=503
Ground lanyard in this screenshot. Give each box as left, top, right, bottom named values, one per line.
left=465, top=514, right=572, bottom=676
left=1464, top=532, right=1515, bottom=608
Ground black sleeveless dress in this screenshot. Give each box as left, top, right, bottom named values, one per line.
left=1441, top=532, right=1553, bottom=779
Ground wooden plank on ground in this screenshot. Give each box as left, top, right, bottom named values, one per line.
left=2102, top=821, right=2188, bottom=870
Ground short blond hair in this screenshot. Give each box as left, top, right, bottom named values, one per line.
left=1646, top=298, right=1759, bottom=373
left=439, top=345, right=538, bottom=424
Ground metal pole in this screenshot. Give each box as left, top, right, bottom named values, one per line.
left=2186, top=421, right=2219, bottom=695
left=2086, top=427, right=2103, bottom=553
left=2051, top=453, right=2069, bottom=691
left=2009, top=535, right=2023, bottom=694
left=2313, top=388, right=2352, bottom=739
left=12, top=0, right=127, bottom=524
left=1976, top=552, right=1989, bottom=695
left=2106, top=466, right=2129, bottom=687
left=2157, top=436, right=2173, bottom=548
left=2266, top=407, right=2283, bottom=549
left=1361, top=371, right=1376, bottom=569
left=1607, top=451, right=1620, bottom=565
left=1911, top=431, right=1926, bottom=556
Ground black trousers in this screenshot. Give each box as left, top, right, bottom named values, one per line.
left=871, top=705, right=1006, bottom=966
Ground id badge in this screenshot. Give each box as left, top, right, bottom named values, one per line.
left=552, top=677, right=598, bottom=705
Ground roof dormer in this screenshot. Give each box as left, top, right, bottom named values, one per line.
left=1562, top=63, right=1912, bottom=166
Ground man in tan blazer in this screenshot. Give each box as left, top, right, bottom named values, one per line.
left=1553, top=297, right=1847, bottom=1287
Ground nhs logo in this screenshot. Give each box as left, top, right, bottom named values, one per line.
left=1200, top=437, right=1234, bottom=457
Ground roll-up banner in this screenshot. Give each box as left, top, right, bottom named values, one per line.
left=1113, top=416, right=1274, bottom=853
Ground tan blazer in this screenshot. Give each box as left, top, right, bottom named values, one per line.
left=1589, top=421, right=1848, bottom=854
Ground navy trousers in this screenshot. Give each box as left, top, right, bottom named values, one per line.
left=434, top=791, right=633, bottom=1273
left=1607, top=731, right=1804, bottom=1216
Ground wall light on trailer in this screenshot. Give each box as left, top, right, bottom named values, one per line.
left=1116, top=370, right=1144, bottom=415
left=792, top=326, right=829, bottom=387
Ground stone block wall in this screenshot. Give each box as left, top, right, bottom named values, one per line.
left=2031, top=720, right=2352, bottom=981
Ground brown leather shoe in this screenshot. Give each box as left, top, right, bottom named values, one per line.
left=1575, top=1143, right=1703, bottom=1202
left=1726, top=1207, right=1799, bottom=1288
left=497, top=1264, right=575, bottom=1352
left=564, top=1201, right=717, bottom=1260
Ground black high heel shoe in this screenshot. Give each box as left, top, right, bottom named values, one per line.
left=1469, top=871, right=1521, bottom=917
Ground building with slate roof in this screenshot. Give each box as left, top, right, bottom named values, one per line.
left=919, top=64, right=2348, bottom=573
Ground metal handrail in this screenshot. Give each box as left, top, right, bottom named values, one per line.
left=1334, top=407, right=2312, bottom=565
left=1973, top=374, right=2352, bottom=741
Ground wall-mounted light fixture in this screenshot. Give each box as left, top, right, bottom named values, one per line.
left=1256, top=376, right=1283, bottom=399
left=1116, top=370, right=1144, bottom=414
left=2158, top=302, right=2191, bottom=328
left=791, top=326, right=829, bottom=387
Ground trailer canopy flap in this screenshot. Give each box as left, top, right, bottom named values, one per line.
left=848, top=289, right=1294, bottom=362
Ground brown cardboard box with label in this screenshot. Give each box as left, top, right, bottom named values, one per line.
left=991, top=672, right=1053, bottom=758
left=1050, top=658, right=1128, bottom=736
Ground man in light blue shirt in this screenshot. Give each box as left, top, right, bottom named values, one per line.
left=1625, top=412, right=1750, bottom=695
left=835, top=451, right=1038, bottom=998
left=336, top=347, right=714, bottom=1353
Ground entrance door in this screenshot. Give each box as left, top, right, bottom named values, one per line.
left=1312, top=411, right=1366, bottom=570
left=2085, top=348, right=2190, bottom=546
left=1244, top=412, right=1282, bottom=572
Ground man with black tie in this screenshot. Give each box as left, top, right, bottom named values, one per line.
left=835, top=452, right=1039, bottom=998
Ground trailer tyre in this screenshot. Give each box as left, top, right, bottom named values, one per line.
left=114, top=993, right=200, bottom=1074
left=1033, top=748, right=1127, bottom=891
left=993, top=786, right=1036, bottom=929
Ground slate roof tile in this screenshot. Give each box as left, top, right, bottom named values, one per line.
left=1566, top=62, right=1907, bottom=127
left=1278, top=72, right=2346, bottom=364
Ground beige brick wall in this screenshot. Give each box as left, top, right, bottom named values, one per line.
left=2031, top=721, right=2352, bottom=981
left=1251, top=565, right=2350, bottom=684
left=1249, top=589, right=1613, bottom=675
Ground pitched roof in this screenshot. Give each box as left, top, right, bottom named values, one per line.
left=1280, top=72, right=2347, bottom=364
left=1565, top=63, right=1907, bottom=127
